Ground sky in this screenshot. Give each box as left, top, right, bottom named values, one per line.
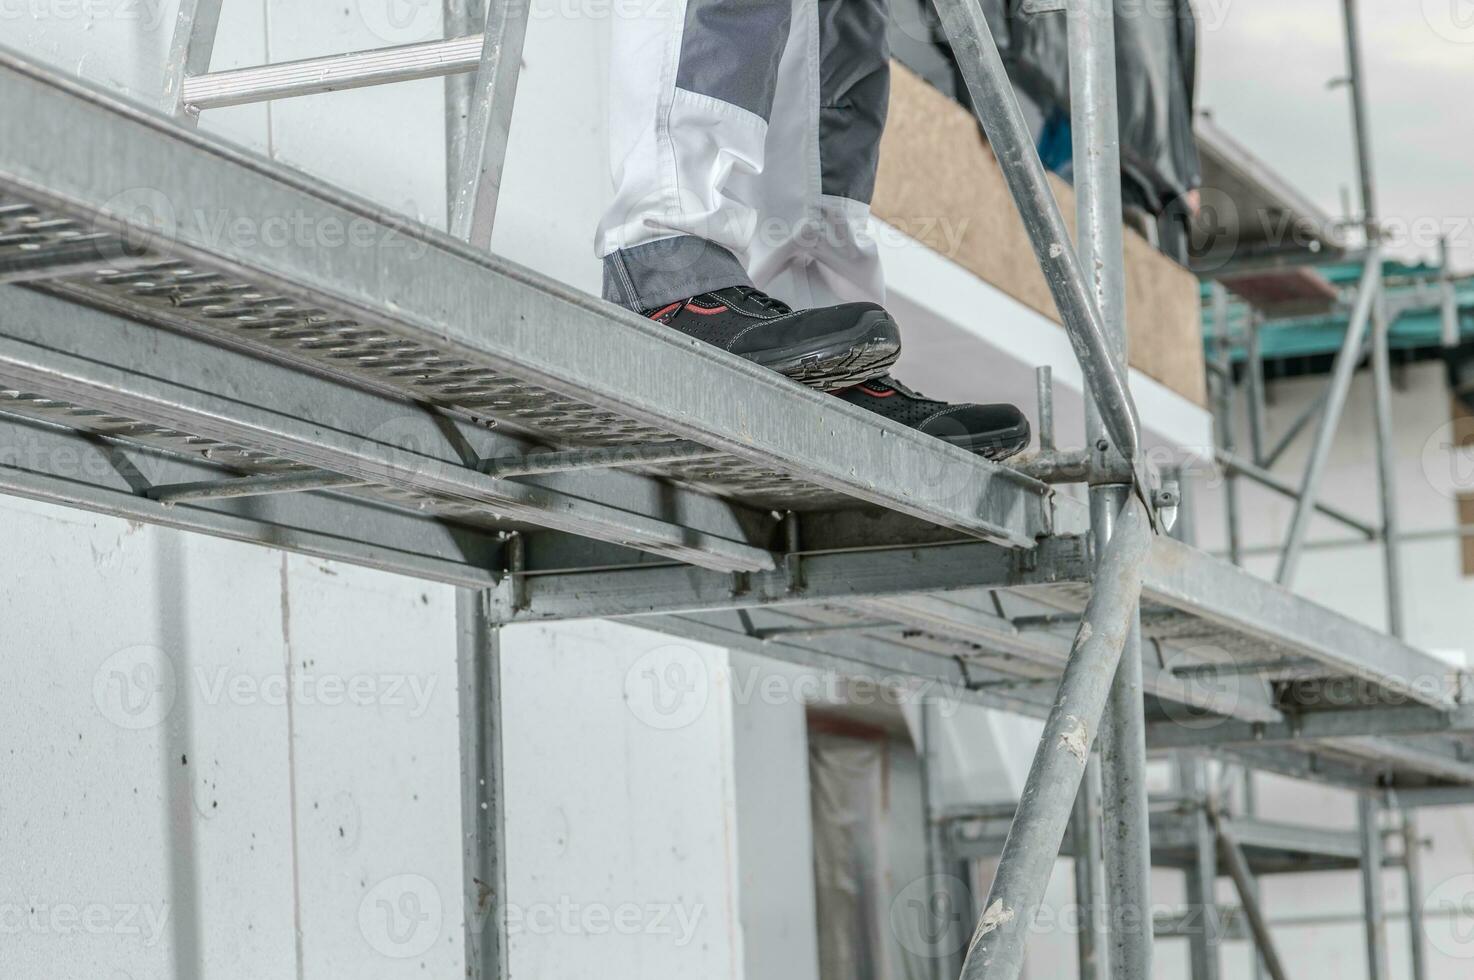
left=1194, top=0, right=1474, bottom=273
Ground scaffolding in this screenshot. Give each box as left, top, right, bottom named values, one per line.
left=0, top=0, right=1469, bottom=978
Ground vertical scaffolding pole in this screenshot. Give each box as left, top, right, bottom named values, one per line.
left=448, top=24, right=509, bottom=954
left=1176, top=757, right=1221, bottom=980
left=449, top=0, right=532, bottom=247
left=1211, top=284, right=1242, bottom=566
left=160, top=0, right=224, bottom=122
left=1341, top=0, right=1378, bottom=236
left=1341, top=0, right=1405, bottom=637
left=1067, top=4, right=1153, bottom=976
left=920, top=699, right=966, bottom=980
left=930, top=0, right=1143, bottom=468
left=1246, top=311, right=1268, bottom=467
left=1071, top=755, right=1107, bottom=980
left=445, top=0, right=488, bottom=222
left=1241, top=770, right=1267, bottom=980
left=457, top=591, right=509, bottom=980
left=1359, top=794, right=1391, bottom=980
left=1441, top=237, right=1460, bottom=349
left=1370, top=292, right=1406, bottom=637
left=1402, top=810, right=1428, bottom=980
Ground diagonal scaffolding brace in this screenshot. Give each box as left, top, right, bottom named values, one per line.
left=957, top=496, right=1152, bottom=978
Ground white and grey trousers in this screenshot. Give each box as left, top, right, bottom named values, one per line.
left=596, top=0, right=893, bottom=312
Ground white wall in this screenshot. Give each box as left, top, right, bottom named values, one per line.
left=500, top=622, right=744, bottom=978
left=0, top=493, right=464, bottom=979
left=729, top=653, right=822, bottom=980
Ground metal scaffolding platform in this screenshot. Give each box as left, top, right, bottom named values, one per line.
left=1, top=49, right=1468, bottom=798
left=0, top=0, right=1465, bottom=973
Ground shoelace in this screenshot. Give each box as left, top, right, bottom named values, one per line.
left=726, top=285, right=793, bottom=316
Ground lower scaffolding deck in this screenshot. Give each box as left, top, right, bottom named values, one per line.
left=0, top=47, right=1470, bottom=799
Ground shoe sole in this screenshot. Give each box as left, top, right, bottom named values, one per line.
left=934, top=419, right=1032, bottom=463
left=745, top=312, right=902, bottom=391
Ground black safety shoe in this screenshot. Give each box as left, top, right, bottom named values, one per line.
left=835, top=375, right=1031, bottom=460
left=644, top=286, right=901, bottom=390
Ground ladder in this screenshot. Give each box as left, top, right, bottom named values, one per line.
left=161, top=0, right=528, bottom=247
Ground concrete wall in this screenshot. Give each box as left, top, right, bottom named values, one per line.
left=0, top=493, right=465, bottom=979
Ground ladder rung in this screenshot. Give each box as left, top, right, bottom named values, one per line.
left=181, top=34, right=485, bottom=112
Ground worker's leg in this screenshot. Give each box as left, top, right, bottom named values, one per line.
left=744, top=0, right=891, bottom=308
left=596, top=0, right=902, bottom=391
left=596, top=0, right=796, bottom=311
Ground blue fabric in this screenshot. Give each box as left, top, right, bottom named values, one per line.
left=1037, top=109, right=1074, bottom=181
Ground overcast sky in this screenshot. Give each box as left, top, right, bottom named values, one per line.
left=1195, top=0, right=1473, bottom=273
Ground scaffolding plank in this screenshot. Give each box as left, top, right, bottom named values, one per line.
left=0, top=50, right=1051, bottom=547
left=0, top=410, right=504, bottom=587
left=0, top=285, right=780, bottom=572
left=1143, top=536, right=1459, bottom=708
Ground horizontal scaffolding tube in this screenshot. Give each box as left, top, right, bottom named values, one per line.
left=181, top=34, right=486, bottom=110
left=1216, top=449, right=1378, bottom=539
left=959, top=495, right=1152, bottom=980
left=148, top=470, right=367, bottom=503
left=480, top=441, right=723, bottom=477
left=146, top=442, right=724, bottom=503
